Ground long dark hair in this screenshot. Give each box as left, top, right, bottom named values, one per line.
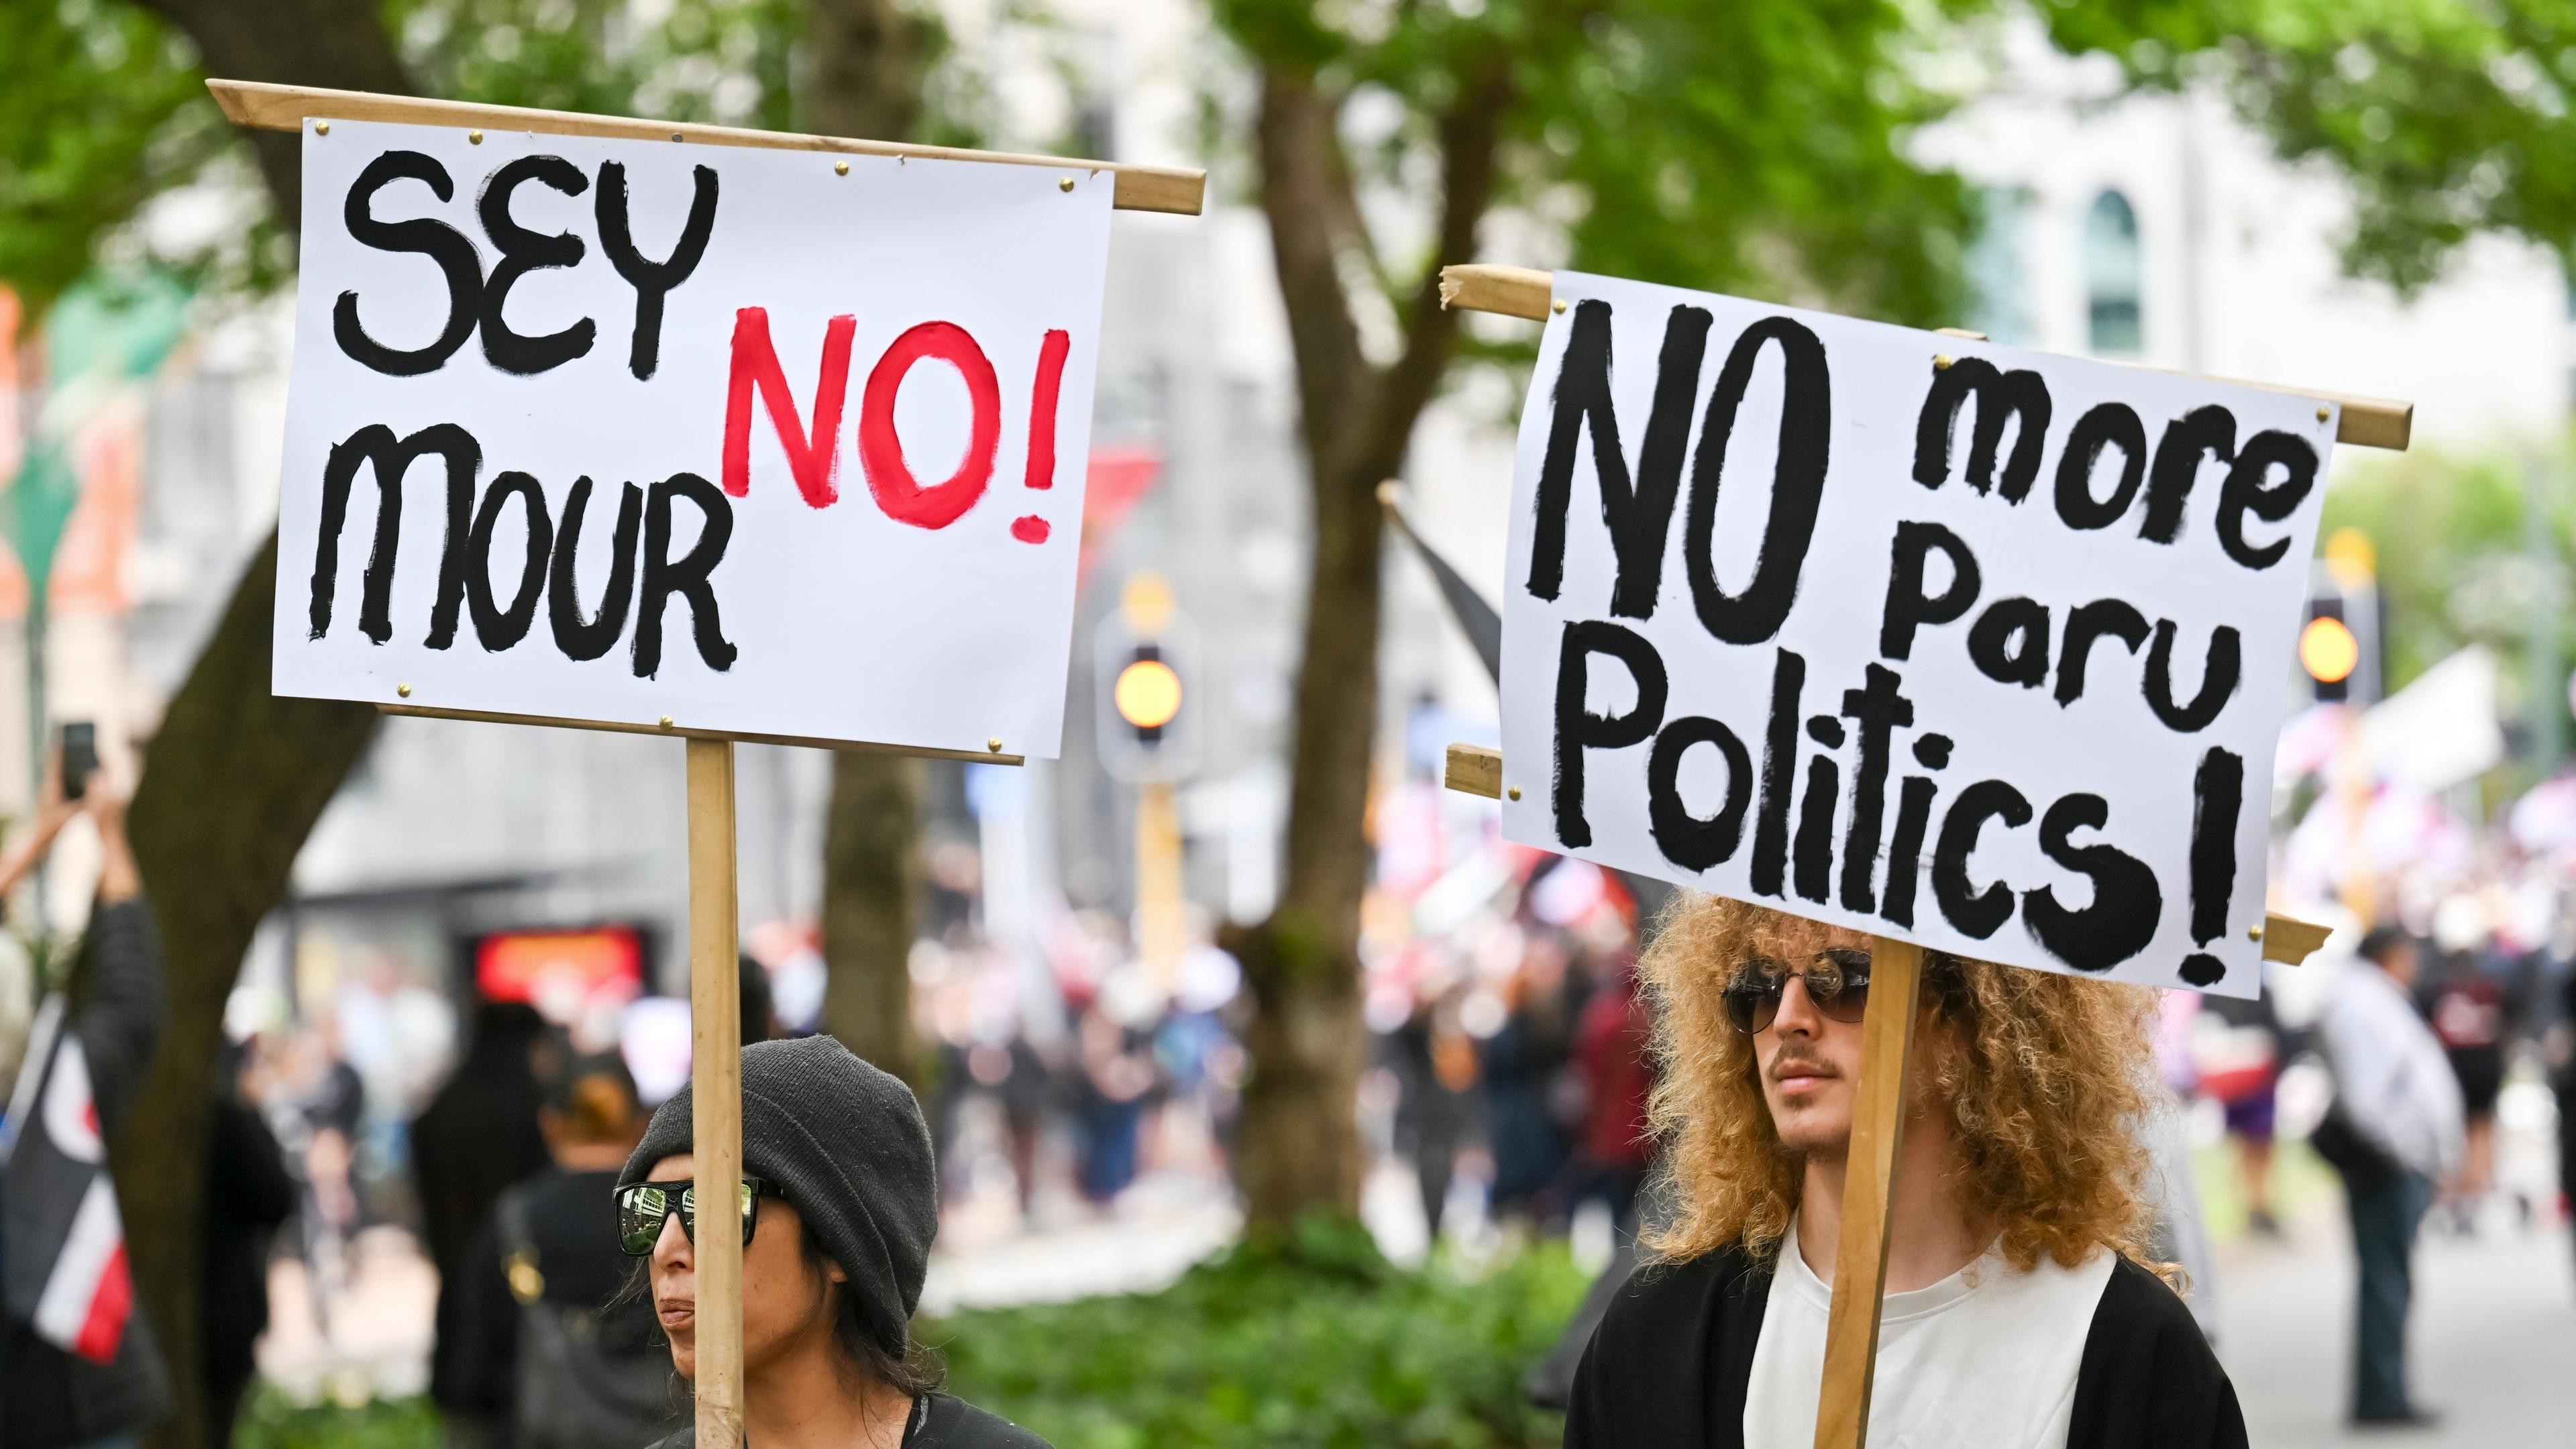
left=798, top=1231, right=945, bottom=1396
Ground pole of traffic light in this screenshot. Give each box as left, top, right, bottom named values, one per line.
left=2528, top=457, right=2563, bottom=773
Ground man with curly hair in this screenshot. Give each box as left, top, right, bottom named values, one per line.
left=1565, top=898, right=2244, bottom=1449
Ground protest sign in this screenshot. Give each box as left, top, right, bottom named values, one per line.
left=1497, top=270, right=2341, bottom=998
left=272, top=115, right=1115, bottom=759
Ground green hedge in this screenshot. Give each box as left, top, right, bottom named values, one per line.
left=236, top=1387, right=441, bottom=1449
left=232, top=1223, right=1589, bottom=1449
left=932, top=1219, right=1588, bottom=1449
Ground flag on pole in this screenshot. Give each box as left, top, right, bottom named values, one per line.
left=3, top=996, right=136, bottom=1364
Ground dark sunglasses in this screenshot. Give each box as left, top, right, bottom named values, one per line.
left=614, top=1177, right=772, bottom=1256
left=1722, top=950, right=1872, bottom=1034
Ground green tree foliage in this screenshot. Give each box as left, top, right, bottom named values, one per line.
left=2040, top=1, right=2576, bottom=292
left=0, top=0, right=977, bottom=324
left=2320, top=445, right=2575, bottom=702
left=0, top=1, right=237, bottom=317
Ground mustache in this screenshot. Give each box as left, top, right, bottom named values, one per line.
left=1767, top=1048, right=1839, bottom=1082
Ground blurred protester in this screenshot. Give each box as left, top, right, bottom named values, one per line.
left=739, top=953, right=777, bottom=1046
left=1387, top=990, right=1472, bottom=1240
left=1, top=761, right=176, bottom=1448
left=451, top=1055, right=674, bottom=1449
left=294, top=1018, right=368, bottom=1316
left=201, top=1040, right=295, bottom=1449
left=1072, top=1005, right=1153, bottom=1205
left=2559, top=963, right=2576, bottom=1283
left=2424, top=951, right=2508, bottom=1212
left=1568, top=954, right=1654, bottom=1231
left=1480, top=930, right=1578, bottom=1225
left=2311, top=927, right=2463, bottom=1429
left=1568, top=900, right=2243, bottom=1448
left=2194, top=989, right=2286, bottom=1236
left=621, top=1036, right=1049, bottom=1447
left=421, top=1002, right=555, bottom=1446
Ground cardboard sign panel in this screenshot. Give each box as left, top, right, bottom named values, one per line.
left=1499, top=272, right=2337, bottom=996
left=274, top=118, right=1114, bottom=757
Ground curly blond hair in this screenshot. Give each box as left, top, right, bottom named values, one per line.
left=1639, top=894, right=2164, bottom=1275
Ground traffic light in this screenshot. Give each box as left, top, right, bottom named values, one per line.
left=2301, top=596, right=2356, bottom=702
left=2300, top=526, right=2380, bottom=704
left=1095, top=572, right=1195, bottom=782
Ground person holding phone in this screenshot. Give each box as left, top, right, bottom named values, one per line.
left=2, top=742, right=167, bottom=1449
left=617, top=1035, right=1049, bottom=1449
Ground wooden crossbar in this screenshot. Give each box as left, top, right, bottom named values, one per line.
left=1438, top=264, right=2414, bottom=451
left=375, top=702, right=1024, bottom=765
left=207, top=79, right=1207, bottom=216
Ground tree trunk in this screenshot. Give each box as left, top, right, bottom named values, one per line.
left=1228, top=60, right=1511, bottom=1230
left=121, top=543, right=382, bottom=1449
left=804, top=0, right=931, bottom=143
left=804, top=0, right=936, bottom=1092
left=111, top=10, right=411, bottom=1449
left=820, top=752, right=923, bottom=1084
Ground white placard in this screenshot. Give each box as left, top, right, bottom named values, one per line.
left=1499, top=272, right=2338, bottom=996
left=274, top=118, right=1115, bottom=757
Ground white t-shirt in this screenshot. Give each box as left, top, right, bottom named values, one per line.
left=1741, top=1223, right=2114, bottom=1449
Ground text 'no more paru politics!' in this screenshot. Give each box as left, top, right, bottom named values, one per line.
left=1497, top=273, right=2337, bottom=996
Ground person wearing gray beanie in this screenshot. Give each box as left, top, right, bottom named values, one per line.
left=616, top=1035, right=1048, bottom=1449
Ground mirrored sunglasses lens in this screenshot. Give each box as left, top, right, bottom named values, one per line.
left=619, top=1186, right=666, bottom=1254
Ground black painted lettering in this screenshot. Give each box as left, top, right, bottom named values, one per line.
left=596, top=161, right=720, bottom=382
left=1648, top=716, right=1753, bottom=871
left=633, top=472, right=739, bottom=678
left=2214, top=431, right=2318, bottom=570
left=1968, top=596, right=2051, bottom=688
left=2145, top=621, right=2241, bottom=731
left=311, top=423, right=482, bottom=644
left=1911, top=356, right=2051, bottom=502
left=2020, top=793, right=2161, bottom=972
left=1684, top=317, right=1832, bottom=644
left=2052, top=402, right=2147, bottom=531
left=1879, top=521, right=1982, bottom=660
left=1837, top=663, right=1915, bottom=912
left=2053, top=598, right=2149, bottom=706
left=1882, top=775, right=1938, bottom=928
left=1932, top=780, right=2031, bottom=939
left=549, top=476, right=643, bottom=661
left=2187, top=747, right=2245, bottom=952
left=1550, top=620, right=1670, bottom=849
left=334, top=152, right=484, bottom=376
left=1751, top=649, right=1807, bottom=898
left=467, top=471, right=553, bottom=649
left=1793, top=752, right=1839, bottom=904
left=476, top=155, right=596, bottom=376
left=2141, top=405, right=2235, bottom=544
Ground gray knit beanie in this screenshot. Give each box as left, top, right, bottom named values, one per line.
left=620, top=1035, right=936, bottom=1359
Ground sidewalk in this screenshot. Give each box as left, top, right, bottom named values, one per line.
left=2219, top=1205, right=2575, bottom=1445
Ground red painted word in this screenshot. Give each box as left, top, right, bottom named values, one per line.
left=722, top=309, right=1071, bottom=541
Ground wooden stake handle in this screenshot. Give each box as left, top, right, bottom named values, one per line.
left=686, top=738, right=745, bottom=1449
left=1813, top=935, right=1925, bottom=1449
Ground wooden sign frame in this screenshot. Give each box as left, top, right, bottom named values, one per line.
left=1436, top=260, right=2392, bottom=1449
left=217, top=77, right=1204, bottom=1449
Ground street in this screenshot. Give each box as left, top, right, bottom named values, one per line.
left=2221, top=1212, right=2575, bottom=1446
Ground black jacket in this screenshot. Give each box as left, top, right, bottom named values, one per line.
left=643, top=1392, right=1051, bottom=1448
left=2, top=900, right=174, bottom=1448
left=1565, top=1244, right=2247, bottom=1449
